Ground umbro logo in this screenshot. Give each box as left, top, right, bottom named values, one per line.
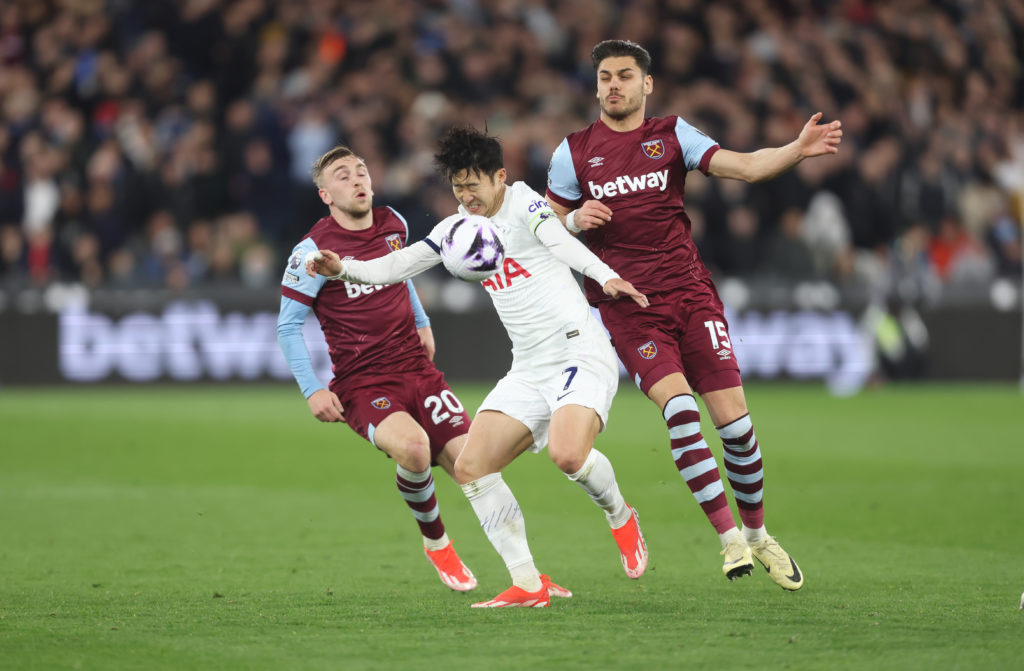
left=717, top=348, right=732, bottom=360
left=588, top=156, right=605, bottom=167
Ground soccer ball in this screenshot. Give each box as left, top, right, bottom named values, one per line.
left=439, top=215, right=505, bottom=282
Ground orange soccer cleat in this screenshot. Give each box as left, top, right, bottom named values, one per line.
left=541, top=574, right=573, bottom=599
left=610, top=504, right=648, bottom=579
left=471, top=582, right=550, bottom=608
left=424, top=540, right=478, bottom=592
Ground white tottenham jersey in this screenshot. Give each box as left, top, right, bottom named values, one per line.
left=335, top=181, right=618, bottom=357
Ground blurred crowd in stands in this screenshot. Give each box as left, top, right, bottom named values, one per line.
left=0, top=0, right=1022, bottom=304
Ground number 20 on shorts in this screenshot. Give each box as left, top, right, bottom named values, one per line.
left=424, top=390, right=464, bottom=425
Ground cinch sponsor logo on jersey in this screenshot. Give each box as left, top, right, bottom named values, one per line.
left=385, top=234, right=403, bottom=251
left=481, top=258, right=532, bottom=291
left=587, top=169, right=669, bottom=199
left=527, top=199, right=549, bottom=213
left=371, top=397, right=391, bottom=409
left=641, top=139, right=665, bottom=159
left=637, top=340, right=657, bottom=360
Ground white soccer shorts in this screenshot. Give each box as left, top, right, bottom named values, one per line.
left=478, top=317, right=619, bottom=452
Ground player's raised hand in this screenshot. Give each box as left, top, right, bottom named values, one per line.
left=797, top=112, right=843, bottom=157
left=305, top=249, right=343, bottom=278
left=307, top=388, right=346, bottom=423
left=602, top=277, right=649, bottom=307
left=574, top=199, right=614, bottom=230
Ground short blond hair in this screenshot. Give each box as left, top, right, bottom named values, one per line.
left=311, top=145, right=363, bottom=187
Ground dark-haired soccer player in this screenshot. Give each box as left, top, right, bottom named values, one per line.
left=545, top=39, right=844, bottom=591
left=277, top=145, right=477, bottom=593
left=308, top=127, right=649, bottom=608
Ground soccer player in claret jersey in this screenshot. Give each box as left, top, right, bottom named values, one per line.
left=276, top=145, right=477, bottom=593
left=307, top=127, right=650, bottom=608
left=545, top=40, right=844, bottom=591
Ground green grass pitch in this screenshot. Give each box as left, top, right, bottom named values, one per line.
left=1, top=382, right=1022, bottom=670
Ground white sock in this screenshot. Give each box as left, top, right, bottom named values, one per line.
left=567, top=448, right=630, bottom=528
left=742, top=524, right=768, bottom=544
left=461, top=473, right=541, bottom=591
left=423, top=532, right=450, bottom=551
left=719, top=526, right=743, bottom=549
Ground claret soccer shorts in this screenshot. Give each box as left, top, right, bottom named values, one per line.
left=332, top=364, right=470, bottom=460
left=598, top=276, right=742, bottom=396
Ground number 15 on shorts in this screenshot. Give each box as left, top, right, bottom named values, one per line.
left=704, top=320, right=732, bottom=350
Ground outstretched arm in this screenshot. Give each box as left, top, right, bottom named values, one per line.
left=306, top=240, right=441, bottom=285
left=707, top=112, right=842, bottom=183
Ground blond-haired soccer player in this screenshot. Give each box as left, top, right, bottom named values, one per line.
left=277, top=145, right=476, bottom=593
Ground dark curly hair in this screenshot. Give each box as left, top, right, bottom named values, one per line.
left=434, top=126, right=504, bottom=182
left=591, top=39, right=652, bottom=75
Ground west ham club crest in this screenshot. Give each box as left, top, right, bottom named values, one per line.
left=641, top=139, right=665, bottom=159
left=385, top=234, right=403, bottom=252
left=371, top=397, right=391, bottom=409
left=637, top=340, right=658, bottom=360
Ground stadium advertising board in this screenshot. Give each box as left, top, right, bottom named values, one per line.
left=0, top=301, right=1015, bottom=388
left=48, top=302, right=872, bottom=392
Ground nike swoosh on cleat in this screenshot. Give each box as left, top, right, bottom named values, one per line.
left=756, top=553, right=801, bottom=586
left=784, top=556, right=801, bottom=583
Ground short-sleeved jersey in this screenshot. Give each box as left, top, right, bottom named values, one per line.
left=280, top=206, right=427, bottom=388
left=425, top=181, right=594, bottom=358
left=546, top=116, right=720, bottom=302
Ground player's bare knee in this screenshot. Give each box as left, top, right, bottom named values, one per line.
left=548, top=442, right=588, bottom=475
left=453, top=451, right=486, bottom=484
left=390, top=435, right=432, bottom=472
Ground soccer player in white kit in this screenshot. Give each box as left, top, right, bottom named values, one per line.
left=307, top=127, right=649, bottom=608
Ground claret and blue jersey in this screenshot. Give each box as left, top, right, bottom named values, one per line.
left=277, top=206, right=431, bottom=396
left=546, top=115, right=721, bottom=300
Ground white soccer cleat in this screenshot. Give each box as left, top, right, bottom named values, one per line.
left=721, top=535, right=754, bottom=581
left=750, top=535, right=803, bottom=591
